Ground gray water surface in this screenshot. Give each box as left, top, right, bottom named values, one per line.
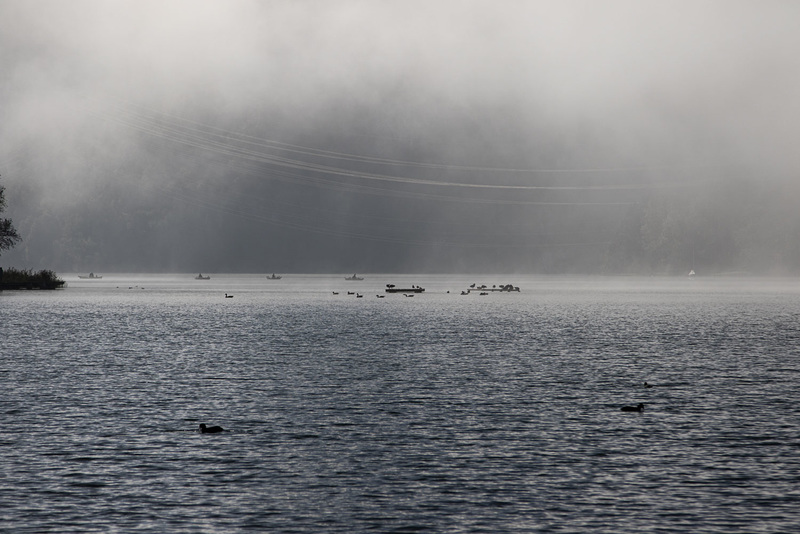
left=2, top=274, right=799, bottom=532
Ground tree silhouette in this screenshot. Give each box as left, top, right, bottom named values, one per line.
left=0, top=175, right=22, bottom=256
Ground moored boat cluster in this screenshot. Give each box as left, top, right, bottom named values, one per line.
left=462, top=283, right=520, bottom=294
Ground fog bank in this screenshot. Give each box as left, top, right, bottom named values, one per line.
left=2, top=1, right=798, bottom=273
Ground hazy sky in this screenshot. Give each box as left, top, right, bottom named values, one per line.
left=1, top=0, right=798, bottom=272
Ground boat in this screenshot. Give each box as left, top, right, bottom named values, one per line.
left=195, top=273, right=210, bottom=280
left=385, top=284, right=425, bottom=293
left=266, top=273, right=282, bottom=280
left=465, top=283, right=520, bottom=292
left=345, top=274, right=364, bottom=281
left=78, top=273, right=102, bottom=279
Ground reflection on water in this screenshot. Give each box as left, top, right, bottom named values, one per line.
left=2, top=275, right=800, bottom=532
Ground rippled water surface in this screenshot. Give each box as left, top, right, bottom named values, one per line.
left=2, top=274, right=800, bottom=533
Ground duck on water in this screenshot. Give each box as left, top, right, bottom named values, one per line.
left=199, top=424, right=224, bottom=433
left=621, top=403, right=645, bottom=412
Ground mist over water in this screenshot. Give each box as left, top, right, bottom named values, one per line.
left=1, top=1, right=800, bottom=273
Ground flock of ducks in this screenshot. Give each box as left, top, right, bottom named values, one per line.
left=221, top=281, right=512, bottom=300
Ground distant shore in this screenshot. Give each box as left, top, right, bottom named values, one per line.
left=0, top=268, right=65, bottom=290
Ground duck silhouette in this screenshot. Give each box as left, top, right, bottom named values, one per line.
left=621, top=403, right=645, bottom=412
left=199, top=423, right=224, bottom=433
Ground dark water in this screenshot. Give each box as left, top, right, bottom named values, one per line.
left=2, top=274, right=800, bottom=533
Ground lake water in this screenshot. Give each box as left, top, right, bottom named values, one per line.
left=2, top=274, right=799, bottom=533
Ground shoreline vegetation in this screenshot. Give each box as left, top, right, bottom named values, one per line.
left=0, top=268, right=65, bottom=290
